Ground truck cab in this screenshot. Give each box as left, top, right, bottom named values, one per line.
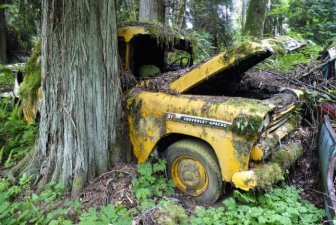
left=117, top=24, right=193, bottom=79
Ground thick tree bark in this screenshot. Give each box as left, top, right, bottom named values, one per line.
left=0, top=0, right=7, bottom=64
left=241, top=0, right=247, bottom=33
left=139, top=0, right=165, bottom=23
left=243, top=0, right=270, bottom=38
left=13, top=0, right=127, bottom=196
left=170, top=0, right=186, bottom=30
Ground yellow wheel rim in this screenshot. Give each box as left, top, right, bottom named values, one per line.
left=171, top=156, right=209, bottom=196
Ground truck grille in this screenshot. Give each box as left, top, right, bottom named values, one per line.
left=265, top=103, right=295, bottom=135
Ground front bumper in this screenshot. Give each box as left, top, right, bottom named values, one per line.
left=232, top=141, right=302, bottom=191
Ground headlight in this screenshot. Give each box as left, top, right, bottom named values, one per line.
left=258, top=114, right=270, bottom=133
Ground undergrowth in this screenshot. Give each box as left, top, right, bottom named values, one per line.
left=0, top=159, right=325, bottom=224
left=0, top=66, right=14, bottom=92
left=0, top=174, right=80, bottom=225
left=0, top=98, right=38, bottom=168
left=259, top=44, right=323, bottom=72
left=191, top=187, right=325, bottom=225
left=132, top=157, right=175, bottom=209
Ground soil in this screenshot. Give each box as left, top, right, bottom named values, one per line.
left=288, top=127, right=324, bottom=208
left=80, top=162, right=138, bottom=210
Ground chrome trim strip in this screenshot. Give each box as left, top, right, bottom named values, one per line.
left=166, top=112, right=232, bottom=129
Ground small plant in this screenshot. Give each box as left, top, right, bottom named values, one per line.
left=155, top=200, right=189, bottom=225
left=132, top=158, right=175, bottom=208
left=78, top=204, right=132, bottom=225
left=0, top=68, right=15, bottom=91
left=231, top=114, right=263, bottom=138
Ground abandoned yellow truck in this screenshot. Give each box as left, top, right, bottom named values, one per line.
left=19, top=23, right=304, bottom=204
left=117, top=24, right=303, bottom=204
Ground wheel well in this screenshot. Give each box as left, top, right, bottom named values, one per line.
left=156, top=133, right=215, bottom=157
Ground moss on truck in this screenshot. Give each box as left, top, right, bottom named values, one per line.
left=19, top=23, right=304, bottom=204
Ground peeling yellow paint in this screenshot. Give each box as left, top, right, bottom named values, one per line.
left=251, top=145, right=264, bottom=161
left=128, top=92, right=274, bottom=182
left=117, top=26, right=148, bottom=42
left=232, top=171, right=257, bottom=191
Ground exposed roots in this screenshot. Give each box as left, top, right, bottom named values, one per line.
left=9, top=144, right=42, bottom=184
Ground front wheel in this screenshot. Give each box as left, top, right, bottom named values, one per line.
left=164, top=139, right=223, bottom=204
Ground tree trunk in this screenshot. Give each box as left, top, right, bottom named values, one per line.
left=139, top=0, right=165, bottom=23
left=13, top=0, right=127, bottom=196
left=243, top=0, right=270, bottom=38
left=0, top=0, right=7, bottom=64
left=241, top=0, right=246, bottom=33
left=174, top=0, right=186, bottom=30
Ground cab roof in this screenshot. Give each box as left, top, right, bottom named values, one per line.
left=117, top=22, right=192, bottom=51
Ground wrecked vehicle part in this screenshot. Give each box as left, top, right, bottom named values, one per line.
left=322, top=46, right=336, bottom=79
left=164, top=139, right=223, bottom=204
left=262, top=36, right=306, bottom=53
left=318, top=115, right=336, bottom=224
left=125, top=34, right=304, bottom=203
left=232, top=142, right=303, bottom=191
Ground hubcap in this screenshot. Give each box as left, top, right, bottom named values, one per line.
left=171, top=156, right=208, bottom=196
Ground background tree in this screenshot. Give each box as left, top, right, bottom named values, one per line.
left=13, top=0, right=126, bottom=196
left=243, top=0, right=270, bottom=38
left=116, top=0, right=139, bottom=22
left=241, top=0, right=247, bottom=33
left=0, top=0, right=7, bottom=64
left=287, top=0, right=336, bottom=44
left=264, top=0, right=286, bottom=36
left=139, top=0, right=165, bottom=23
left=166, top=0, right=186, bottom=29
left=6, top=0, right=41, bottom=53
left=189, top=0, right=234, bottom=51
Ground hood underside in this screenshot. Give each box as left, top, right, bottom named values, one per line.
left=170, top=42, right=273, bottom=94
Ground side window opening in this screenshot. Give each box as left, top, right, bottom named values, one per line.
left=166, top=49, right=192, bottom=71
left=131, top=35, right=165, bottom=79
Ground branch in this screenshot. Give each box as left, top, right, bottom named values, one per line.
left=297, top=56, right=336, bottom=80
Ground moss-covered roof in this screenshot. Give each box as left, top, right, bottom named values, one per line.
left=117, top=22, right=193, bottom=50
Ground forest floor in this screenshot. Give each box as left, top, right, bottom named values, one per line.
left=0, top=52, right=332, bottom=223
left=0, top=63, right=328, bottom=210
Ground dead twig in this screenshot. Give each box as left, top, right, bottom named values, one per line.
left=259, top=69, right=336, bottom=101
left=298, top=56, right=336, bottom=80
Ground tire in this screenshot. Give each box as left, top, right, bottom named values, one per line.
left=164, top=139, right=223, bottom=204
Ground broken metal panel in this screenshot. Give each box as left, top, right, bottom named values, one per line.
left=318, top=115, right=336, bottom=224
left=262, top=36, right=306, bottom=53
left=232, top=142, right=303, bottom=191
left=322, top=46, right=336, bottom=79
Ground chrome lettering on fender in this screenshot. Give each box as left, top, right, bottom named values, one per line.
left=166, top=113, right=232, bottom=129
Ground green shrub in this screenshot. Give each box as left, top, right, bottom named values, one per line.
left=191, top=186, right=325, bottom=225
left=0, top=67, right=14, bottom=91
left=132, top=158, right=175, bottom=209
left=78, top=204, right=132, bottom=225
left=0, top=175, right=80, bottom=225
left=0, top=98, right=38, bottom=168
left=260, top=44, right=323, bottom=72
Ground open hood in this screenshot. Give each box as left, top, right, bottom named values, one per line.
left=170, top=42, right=273, bottom=94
